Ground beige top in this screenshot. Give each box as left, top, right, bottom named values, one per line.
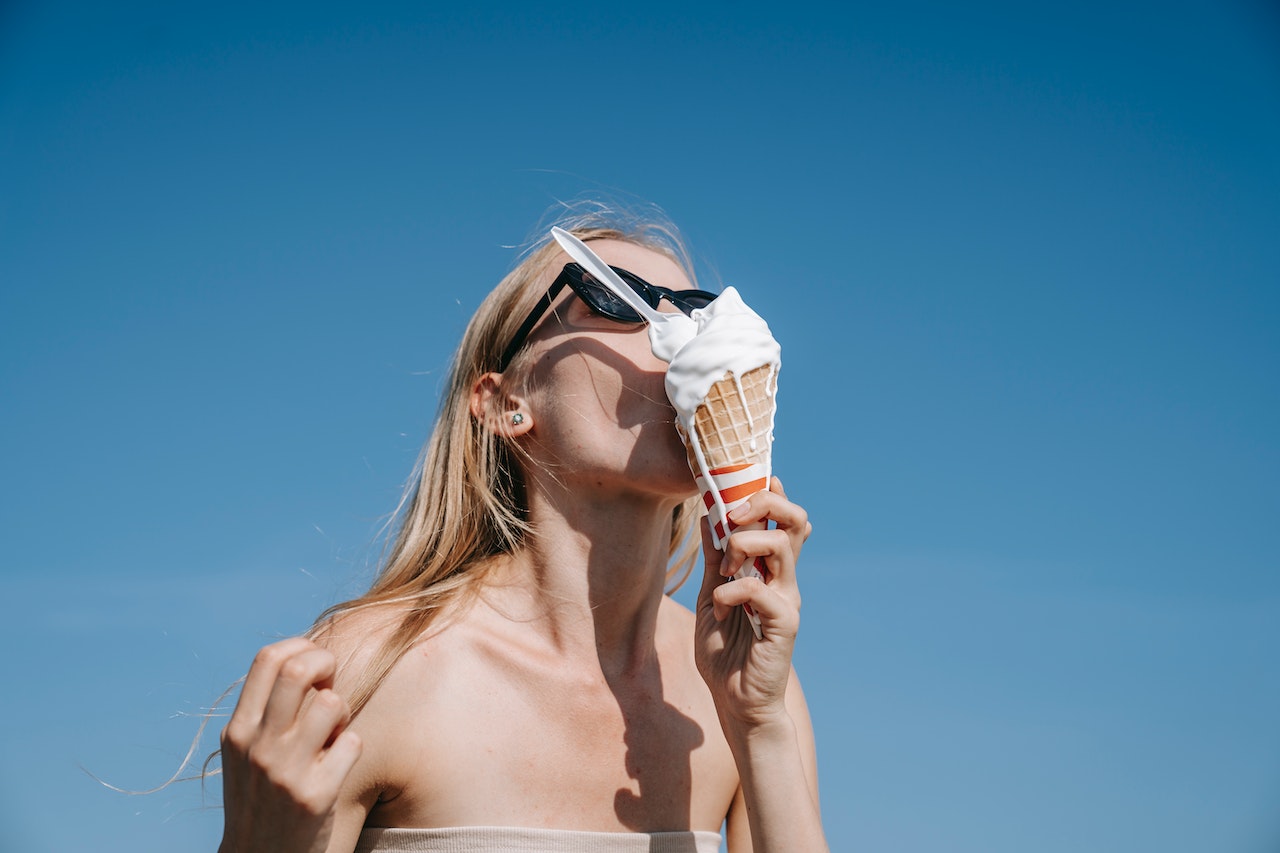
left=354, top=826, right=723, bottom=853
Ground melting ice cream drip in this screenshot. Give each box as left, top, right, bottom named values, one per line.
left=665, top=288, right=781, bottom=571
left=662, top=283, right=781, bottom=640
left=664, top=287, right=780, bottom=419
left=732, top=374, right=756, bottom=450
left=677, top=361, right=779, bottom=551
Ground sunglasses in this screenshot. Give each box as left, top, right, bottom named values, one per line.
left=498, top=262, right=717, bottom=370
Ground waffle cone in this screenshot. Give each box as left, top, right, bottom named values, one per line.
left=682, top=363, right=777, bottom=473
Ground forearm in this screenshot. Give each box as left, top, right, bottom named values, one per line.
left=723, top=712, right=828, bottom=853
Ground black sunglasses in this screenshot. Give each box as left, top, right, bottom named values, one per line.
left=498, top=263, right=717, bottom=370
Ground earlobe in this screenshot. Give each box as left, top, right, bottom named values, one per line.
left=505, top=408, right=533, bottom=436
left=470, top=372, right=533, bottom=436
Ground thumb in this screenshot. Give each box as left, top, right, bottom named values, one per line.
left=697, top=518, right=725, bottom=595
left=696, top=519, right=732, bottom=620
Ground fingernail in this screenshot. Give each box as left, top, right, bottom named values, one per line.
left=728, top=503, right=750, bottom=521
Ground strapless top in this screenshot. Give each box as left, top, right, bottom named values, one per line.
left=354, top=826, right=722, bottom=853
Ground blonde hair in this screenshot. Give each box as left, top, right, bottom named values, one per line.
left=307, top=205, right=705, bottom=718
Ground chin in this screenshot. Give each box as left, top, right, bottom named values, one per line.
left=658, top=460, right=701, bottom=500
left=624, top=453, right=699, bottom=503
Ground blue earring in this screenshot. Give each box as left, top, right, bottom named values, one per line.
left=511, top=413, right=525, bottom=426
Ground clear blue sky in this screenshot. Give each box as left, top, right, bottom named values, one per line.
left=2, top=1, right=1278, bottom=851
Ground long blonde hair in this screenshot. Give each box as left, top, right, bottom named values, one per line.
left=308, top=206, right=705, bottom=718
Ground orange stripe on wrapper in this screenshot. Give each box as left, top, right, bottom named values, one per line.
left=719, top=478, right=768, bottom=505
left=695, top=461, right=771, bottom=552
left=702, top=478, right=767, bottom=509
left=708, top=494, right=768, bottom=542
left=690, top=460, right=773, bottom=641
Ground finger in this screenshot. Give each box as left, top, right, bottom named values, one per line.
left=726, top=486, right=811, bottom=538
left=769, top=477, right=813, bottom=545
left=314, top=729, right=363, bottom=792
left=771, top=477, right=813, bottom=542
left=698, top=518, right=729, bottom=602
left=713, top=576, right=800, bottom=635
left=295, top=688, right=352, bottom=755
left=278, top=729, right=363, bottom=822
left=720, top=528, right=797, bottom=589
left=230, top=637, right=317, bottom=730
left=261, top=647, right=338, bottom=735
left=754, top=480, right=812, bottom=561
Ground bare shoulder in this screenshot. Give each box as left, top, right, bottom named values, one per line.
left=311, top=602, right=467, bottom=714
left=307, top=605, right=438, bottom=809
left=322, top=602, right=491, bottom=797
left=311, top=606, right=399, bottom=666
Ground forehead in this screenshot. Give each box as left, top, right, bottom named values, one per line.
left=548, top=238, right=694, bottom=292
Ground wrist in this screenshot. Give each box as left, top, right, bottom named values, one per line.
left=719, top=706, right=796, bottom=752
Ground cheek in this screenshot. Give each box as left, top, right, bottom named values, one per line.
left=526, top=327, right=677, bottom=435
left=534, top=353, right=623, bottom=426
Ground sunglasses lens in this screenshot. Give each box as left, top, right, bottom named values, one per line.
left=571, top=264, right=718, bottom=321
left=577, top=272, right=644, bottom=322
left=676, top=293, right=716, bottom=311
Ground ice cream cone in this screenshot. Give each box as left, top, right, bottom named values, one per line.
left=679, top=364, right=779, bottom=639
left=680, top=362, right=778, bottom=548
left=683, top=363, right=777, bottom=474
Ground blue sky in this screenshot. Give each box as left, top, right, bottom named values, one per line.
left=2, top=1, right=1278, bottom=850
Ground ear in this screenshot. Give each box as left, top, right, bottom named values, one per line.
left=470, top=372, right=534, bottom=437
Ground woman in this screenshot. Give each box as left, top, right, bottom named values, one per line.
left=216, top=210, right=827, bottom=853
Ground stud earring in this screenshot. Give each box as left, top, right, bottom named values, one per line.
left=511, top=413, right=525, bottom=426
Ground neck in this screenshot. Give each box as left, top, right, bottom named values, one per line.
left=491, top=478, right=684, bottom=674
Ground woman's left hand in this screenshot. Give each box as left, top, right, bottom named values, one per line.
left=694, top=476, right=812, bottom=726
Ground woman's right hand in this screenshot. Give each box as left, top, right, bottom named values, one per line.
left=218, top=637, right=364, bottom=853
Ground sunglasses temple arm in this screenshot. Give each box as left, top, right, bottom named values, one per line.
left=498, top=280, right=564, bottom=371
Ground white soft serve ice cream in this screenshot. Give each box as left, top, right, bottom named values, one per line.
left=664, top=286, right=781, bottom=639
left=664, top=286, right=781, bottom=429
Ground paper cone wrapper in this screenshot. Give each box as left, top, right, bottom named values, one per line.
left=680, top=364, right=779, bottom=637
